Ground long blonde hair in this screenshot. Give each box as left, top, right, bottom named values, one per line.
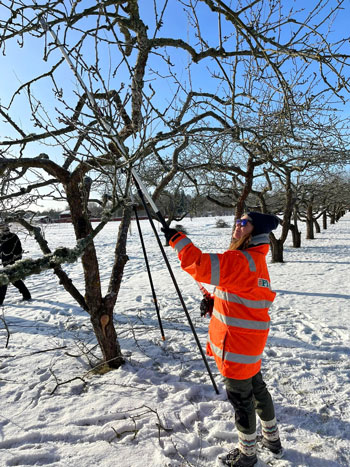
left=228, top=233, right=252, bottom=251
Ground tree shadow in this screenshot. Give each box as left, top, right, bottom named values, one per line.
left=275, top=289, right=350, bottom=300
left=279, top=447, right=347, bottom=466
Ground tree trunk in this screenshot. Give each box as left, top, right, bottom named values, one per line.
left=314, top=219, right=320, bottom=233
left=90, top=301, right=124, bottom=368
left=289, top=223, right=301, bottom=248
left=336, top=209, right=343, bottom=221
left=330, top=208, right=336, bottom=224
left=66, top=177, right=125, bottom=369
left=87, top=205, right=132, bottom=369
left=270, top=235, right=284, bottom=263
left=290, top=207, right=301, bottom=247
left=322, top=211, right=327, bottom=230
left=306, top=204, right=314, bottom=239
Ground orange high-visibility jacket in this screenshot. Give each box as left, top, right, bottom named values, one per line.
left=169, top=232, right=276, bottom=380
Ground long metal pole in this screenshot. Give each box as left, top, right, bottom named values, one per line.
left=38, top=15, right=218, bottom=393
left=133, top=206, right=166, bottom=341
left=133, top=180, right=219, bottom=393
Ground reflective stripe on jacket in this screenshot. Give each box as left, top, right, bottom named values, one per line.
left=170, top=232, right=276, bottom=380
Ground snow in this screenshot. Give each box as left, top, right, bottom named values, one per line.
left=1, top=214, right=350, bottom=467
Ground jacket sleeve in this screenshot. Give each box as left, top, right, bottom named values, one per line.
left=169, top=232, right=249, bottom=287
left=13, top=235, right=23, bottom=260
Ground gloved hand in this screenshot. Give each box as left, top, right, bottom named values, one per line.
left=161, top=227, right=179, bottom=243
left=200, top=295, right=214, bottom=317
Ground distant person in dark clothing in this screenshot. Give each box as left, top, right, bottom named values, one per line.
left=0, top=223, right=31, bottom=306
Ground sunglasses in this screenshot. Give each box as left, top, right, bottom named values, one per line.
left=235, top=218, right=251, bottom=227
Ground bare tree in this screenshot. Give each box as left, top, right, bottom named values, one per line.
left=1, top=0, right=350, bottom=367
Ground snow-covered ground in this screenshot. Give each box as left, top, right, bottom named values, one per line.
left=1, top=213, right=350, bottom=466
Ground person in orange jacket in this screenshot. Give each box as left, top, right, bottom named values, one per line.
left=162, top=212, right=283, bottom=467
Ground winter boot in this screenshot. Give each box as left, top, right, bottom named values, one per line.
left=258, top=436, right=284, bottom=458
left=222, top=431, right=258, bottom=466
left=221, top=448, right=258, bottom=466
left=259, top=418, right=283, bottom=458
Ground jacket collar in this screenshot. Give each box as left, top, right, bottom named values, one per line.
left=249, top=233, right=270, bottom=246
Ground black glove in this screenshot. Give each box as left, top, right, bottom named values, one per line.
left=200, top=296, right=214, bottom=317
left=161, top=227, right=179, bottom=243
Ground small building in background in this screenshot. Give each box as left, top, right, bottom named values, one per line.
left=34, top=215, right=52, bottom=224
left=58, top=210, right=72, bottom=223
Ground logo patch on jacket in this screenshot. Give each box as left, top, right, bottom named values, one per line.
left=258, top=278, right=270, bottom=289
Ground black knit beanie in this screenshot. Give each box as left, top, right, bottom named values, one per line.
left=247, top=212, right=279, bottom=236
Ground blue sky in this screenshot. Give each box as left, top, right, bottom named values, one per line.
left=2, top=0, right=349, bottom=131
left=1, top=1, right=350, bottom=209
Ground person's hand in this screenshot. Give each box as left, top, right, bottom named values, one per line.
left=200, top=296, right=214, bottom=317
left=161, top=227, right=179, bottom=243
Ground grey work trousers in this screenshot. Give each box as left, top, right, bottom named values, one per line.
left=224, top=371, right=276, bottom=435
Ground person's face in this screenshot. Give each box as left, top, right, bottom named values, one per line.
left=233, top=215, right=254, bottom=240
